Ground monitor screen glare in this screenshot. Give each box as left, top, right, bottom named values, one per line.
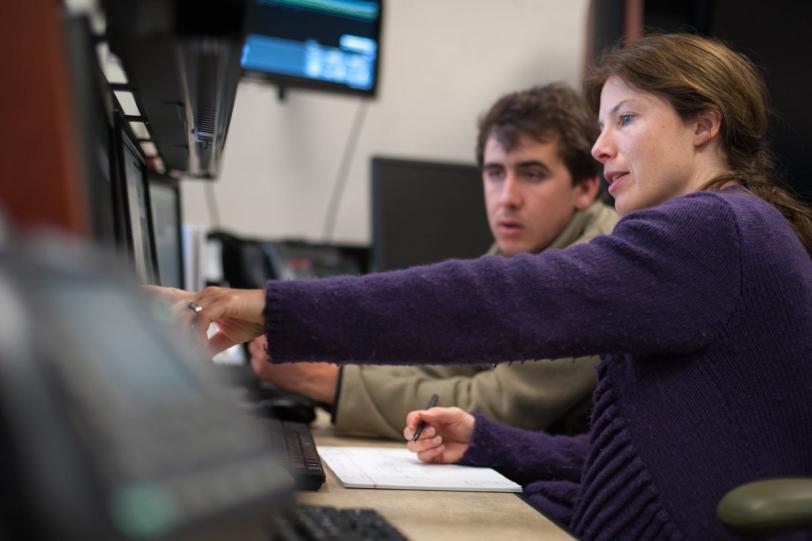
left=149, top=181, right=183, bottom=289
left=122, top=141, right=157, bottom=284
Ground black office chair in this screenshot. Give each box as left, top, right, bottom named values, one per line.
left=717, top=478, right=812, bottom=537
left=208, top=230, right=275, bottom=288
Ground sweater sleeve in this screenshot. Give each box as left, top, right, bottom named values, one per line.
left=460, top=413, right=589, bottom=485
left=334, top=356, right=598, bottom=439
left=460, top=413, right=589, bottom=527
left=264, top=193, right=741, bottom=365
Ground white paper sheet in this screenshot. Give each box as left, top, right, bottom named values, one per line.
left=318, top=446, right=522, bottom=492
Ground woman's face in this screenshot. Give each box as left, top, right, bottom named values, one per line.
left=591, top=76, right=705, bottom=216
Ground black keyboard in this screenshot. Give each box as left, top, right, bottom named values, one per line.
left=271, top=505, right=409, bottom=541
left=214, top=364, right=324, bottom=490
left=264, top=419, right=326, bottom=491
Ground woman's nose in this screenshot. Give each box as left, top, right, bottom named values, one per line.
left=591, top=129, right=614, bottom=164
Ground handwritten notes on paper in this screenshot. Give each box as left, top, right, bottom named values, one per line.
left=318, top=446, right=522, bottom=492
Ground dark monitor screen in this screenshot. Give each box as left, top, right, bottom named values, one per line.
left=82, top=89, right=120, bottom=249
left=371, top=157, right=494, bottom=272
left=119, top=129, right=159, bottom=285
left=148, top=176, right=185, bottom=289
left=241, top=0, right=383, bottom=97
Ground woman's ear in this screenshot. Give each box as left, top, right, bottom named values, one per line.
left=693, top=107, right=722, bottom=147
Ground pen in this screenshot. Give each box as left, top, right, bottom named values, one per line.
left=412, top=393, right=439, bottom=442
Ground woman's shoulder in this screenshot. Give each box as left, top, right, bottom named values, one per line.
left=606, top=188, right=792, bottom=263
left=614, top=188, right=804, bottom=266
left=684, top=188, right=798, bottom=244
left=673, top=187, right=784, bottom=221
left=620, top=187, right=784, bottom=234
left=614, top=189, right=741, bottom=242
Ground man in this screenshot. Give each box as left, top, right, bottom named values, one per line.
left=249, top=83, right=618, bottom=439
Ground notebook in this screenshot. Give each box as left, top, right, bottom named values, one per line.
left=317, top=446, right=522, bottom=493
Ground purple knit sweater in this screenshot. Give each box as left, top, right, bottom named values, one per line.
left=265, top=188, right=812, bottom=540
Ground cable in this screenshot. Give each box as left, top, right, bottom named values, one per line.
left=205, top=181, right=221, bottom=229
left=322, top=99, right=369, bottom=242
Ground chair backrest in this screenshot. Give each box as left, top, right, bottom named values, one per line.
left=717, top=478, right=812, bottom=537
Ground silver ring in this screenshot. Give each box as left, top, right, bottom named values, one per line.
left=187, top=301, right=203, bottom=314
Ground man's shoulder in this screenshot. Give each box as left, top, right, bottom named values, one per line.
left=569, top=201, right=619, bottom=247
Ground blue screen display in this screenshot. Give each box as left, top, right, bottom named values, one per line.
left=241, top=0, right=382, bottom=95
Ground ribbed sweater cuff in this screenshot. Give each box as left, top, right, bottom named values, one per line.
left=264, top=281, right=287, bottom=362
left=460, top=412, right=587, bottom=485
left=459, top=412, right=498, bottom=467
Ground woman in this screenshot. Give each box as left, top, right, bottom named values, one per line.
left=155, top=34, right=812, bottom=540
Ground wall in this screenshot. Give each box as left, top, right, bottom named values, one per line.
left=181, top=0, right=591, bottom=245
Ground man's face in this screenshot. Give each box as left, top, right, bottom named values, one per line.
left=482, top=134, right=593, bottom=256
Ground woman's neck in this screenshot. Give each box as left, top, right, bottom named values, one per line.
left=687, top=142, right=732, bottom=193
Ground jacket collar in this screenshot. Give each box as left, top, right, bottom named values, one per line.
left=487, top=200, right=616, bottom=257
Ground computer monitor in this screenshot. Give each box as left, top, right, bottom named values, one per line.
left=241, top=0, right=383, bottom=97
left=148, top=175, right=185, bottom=289
left=61, top=15, right=124, bottom=250
left=370, top=157, right=494, bottom=272
left=115, top=119, right=159, bottom=284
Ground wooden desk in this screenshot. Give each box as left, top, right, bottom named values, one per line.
left=297, top=414, right=574, bottom=541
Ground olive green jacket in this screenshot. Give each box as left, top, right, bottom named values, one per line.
left=333, top=201, right=619, bottom=439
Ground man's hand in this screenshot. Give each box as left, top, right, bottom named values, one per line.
left=248, top=336, right=339, bottom=405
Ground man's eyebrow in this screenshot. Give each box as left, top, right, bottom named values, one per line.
left=516, top=160, right=551, bottom=171
left=482, top=160, right=551, bottom=171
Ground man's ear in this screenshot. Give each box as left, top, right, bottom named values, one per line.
left=573, top=176, right=600, bottom=210
left=693, top=107, right=722, bottom=147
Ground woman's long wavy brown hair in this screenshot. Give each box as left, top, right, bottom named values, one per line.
left=584, top=33, right=812, bottom=257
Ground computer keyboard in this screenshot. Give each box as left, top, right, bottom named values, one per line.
left=263, top=418, right=326, bottom=491
left=271, top=504, right=409, bottom=541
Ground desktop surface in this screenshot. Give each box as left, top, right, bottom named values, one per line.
left=301, top=412, right=574, bottom=541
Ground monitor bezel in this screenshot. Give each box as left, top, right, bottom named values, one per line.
left=147, top=173, right=186, bottom=289
left=113, top=113, right=161, bottom=285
